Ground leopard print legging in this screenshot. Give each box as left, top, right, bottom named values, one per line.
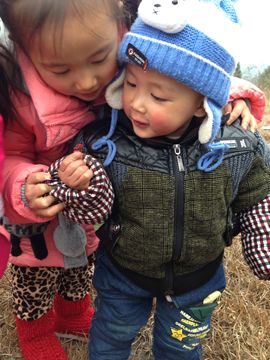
left=11, top=255, right=94, bottom=321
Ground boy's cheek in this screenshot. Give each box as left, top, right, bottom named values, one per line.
left=150, top=112, right=171, bottom=131
left=122, top=95, right=130, bottom=116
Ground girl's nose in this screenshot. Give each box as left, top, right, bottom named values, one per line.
left=75, top=68, right=98, bottom=92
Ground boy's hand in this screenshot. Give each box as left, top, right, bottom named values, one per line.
left=25, top=171, right=65, bottom=217
left=58, top=151, right=93, bottom=190
left=224, top=99, right=257, bottom=132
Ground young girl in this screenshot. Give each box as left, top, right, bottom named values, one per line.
left=0, top=1, right=264, bottom=360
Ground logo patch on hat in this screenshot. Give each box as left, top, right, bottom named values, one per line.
left=126, top=43, right=148, bottom=71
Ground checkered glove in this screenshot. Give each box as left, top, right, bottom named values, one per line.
left=47, top=153, right=114, bottom=225
left=239, top=195, right=270, bottom=280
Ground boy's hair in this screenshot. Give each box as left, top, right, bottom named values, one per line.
left=0, top=0, right=122, bottom=53
left=112, top=0, right=241, bottom=172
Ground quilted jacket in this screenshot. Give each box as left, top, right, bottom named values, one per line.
left=81, top=108, right=270, bottom=295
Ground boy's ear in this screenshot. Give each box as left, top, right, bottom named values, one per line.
left=194, top=100, right=207, bottom=117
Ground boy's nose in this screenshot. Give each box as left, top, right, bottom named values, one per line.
left=130, top=94, right=146, bottom=114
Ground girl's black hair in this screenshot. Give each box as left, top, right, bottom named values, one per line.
left=0, top=44, right=20, bottom=125
left=0, top=0, right=123, bottom=53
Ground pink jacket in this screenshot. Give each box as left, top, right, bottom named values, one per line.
left=1, top=49, right=99, bottom=267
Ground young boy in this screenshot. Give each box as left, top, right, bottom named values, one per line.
left=71, top=0, right=270, bottom=359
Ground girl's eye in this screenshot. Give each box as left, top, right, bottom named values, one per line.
left=92, top=54, right=108, bottom=64
left=151, top=94, right=167, bottom=102
left=52, top=69, right=70, bottom=75
left=126, top=80, right=136, bottom=87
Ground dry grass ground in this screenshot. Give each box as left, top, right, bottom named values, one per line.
left=0, top=238, right=269, bottom=360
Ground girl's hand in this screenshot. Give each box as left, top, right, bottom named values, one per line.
left=223, top=99, right=257, bottom=132
left=58, top=151, right=93, bottom=190
left=25, top=171, right=65, bottom=217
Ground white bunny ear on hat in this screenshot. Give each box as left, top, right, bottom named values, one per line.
left=138, top=0, right=189, bottom=34
left=105, top=69, right=125, bottom=109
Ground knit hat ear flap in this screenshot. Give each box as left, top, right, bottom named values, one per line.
left=198, top=98, right=221, bottom=144
left=105, top=69, right=125, bottom=109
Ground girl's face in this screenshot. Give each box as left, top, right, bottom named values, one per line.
left=28, top=11, right=120, bottom=101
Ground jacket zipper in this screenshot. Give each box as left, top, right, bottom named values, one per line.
left=165, top=144, right=185, bottom=295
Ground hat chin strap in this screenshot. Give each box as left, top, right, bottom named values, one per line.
left=94, top=69, right=125, bottom=166
left=105, top=69, right=125, bottom=109
left=92, top=108, right=119, bottom=167
left=197, top=98, right=229, bottom=172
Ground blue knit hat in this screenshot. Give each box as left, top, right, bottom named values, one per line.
left=96, top=0, right=241, bottom=171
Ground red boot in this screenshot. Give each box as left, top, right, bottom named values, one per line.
left=54, top=293, right=94, bottom=341
left=16, top=309, right=69, bottom=360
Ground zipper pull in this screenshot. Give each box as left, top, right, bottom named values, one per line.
left=173, top=144, right=184, bottom=171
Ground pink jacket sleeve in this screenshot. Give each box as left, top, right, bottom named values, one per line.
left=229, top=76, right=266, bottom=122
left=3, top=104, right=51, bottom=224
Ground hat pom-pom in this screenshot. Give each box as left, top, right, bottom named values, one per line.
left=138, top=0, right=189, bottom=34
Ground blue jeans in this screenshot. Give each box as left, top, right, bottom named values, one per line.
left=89, top=247, right=226, bottom=360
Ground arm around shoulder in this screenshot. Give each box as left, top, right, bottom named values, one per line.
left=230, top=76, right=266, bottom=122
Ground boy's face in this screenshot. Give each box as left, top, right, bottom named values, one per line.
left=123, top=64, right=206, bottom=138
